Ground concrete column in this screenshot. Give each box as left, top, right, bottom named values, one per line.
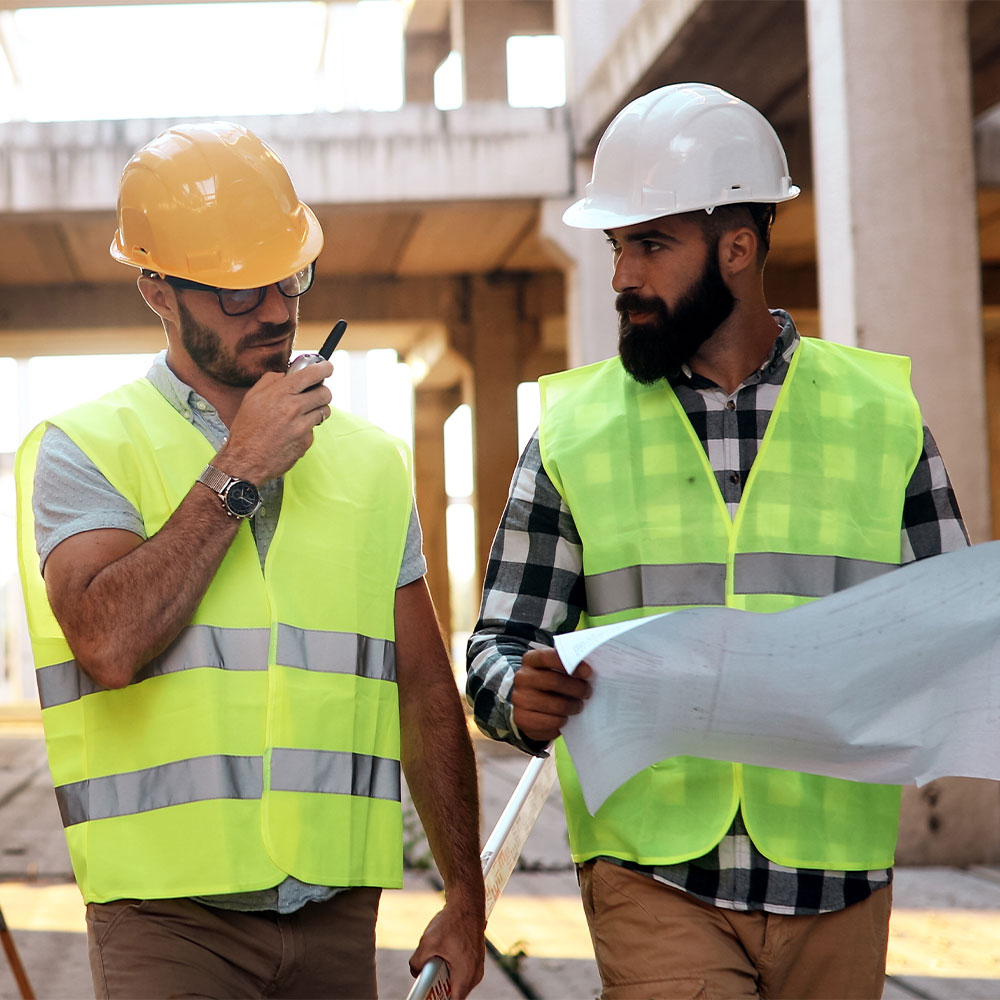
left=807, top=0, right=990, bottom=542
left=456, top=0, right=554, bottom=103
left=467, top=276, right=523, bottom=591
left=808, top=0, right=999, bottom=865
left=540, top=183, right=619, bottom=367
left=413, top=386, right=460, bottom=636
left=404, top=32, right=450, bottom=104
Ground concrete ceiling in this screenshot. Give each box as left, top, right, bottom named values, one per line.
left=4, top=0, right=1000, bottom=359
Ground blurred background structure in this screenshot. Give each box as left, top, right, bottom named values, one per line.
left=0, top=0, right=998, bottom=872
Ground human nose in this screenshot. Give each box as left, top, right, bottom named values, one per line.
left=256, top=283, right=293, bottom=323
left=611, top=247, right=641, bottom=294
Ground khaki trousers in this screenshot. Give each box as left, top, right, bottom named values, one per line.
left=86, top=888, right=381, bottom=999
left=579, top=860, right=891, bottom=1000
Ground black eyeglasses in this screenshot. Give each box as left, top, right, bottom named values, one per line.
left=161, top=262, right=315, bottom=316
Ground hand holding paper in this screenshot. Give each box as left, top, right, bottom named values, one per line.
left=554, top=542, right=1000, bottom=814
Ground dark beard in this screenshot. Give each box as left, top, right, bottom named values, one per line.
left=617, top=245, right=736, bottom=385
left=177, top=299, right=294, bottom=387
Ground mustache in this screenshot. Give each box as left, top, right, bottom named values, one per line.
left=238, top=322, right=296, bottom=350
left=615, top=292, right=666, bottom=315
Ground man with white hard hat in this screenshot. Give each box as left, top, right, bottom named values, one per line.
left=468, top=83, right=968, bottom=997
left=16, top=122, right=485, bottom=998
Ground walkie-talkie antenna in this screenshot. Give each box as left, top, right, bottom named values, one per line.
left=319, top=320, right=348, bottom=360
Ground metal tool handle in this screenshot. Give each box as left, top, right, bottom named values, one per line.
left=405, top=753, right=556, bottom=1000
left=405, top=957, right=446, bottom=1000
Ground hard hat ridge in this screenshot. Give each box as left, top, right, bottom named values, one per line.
left=563, top=83, right=800, bottom=230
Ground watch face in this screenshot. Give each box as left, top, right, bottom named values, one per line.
left=225, top=480, right=261, bottom=517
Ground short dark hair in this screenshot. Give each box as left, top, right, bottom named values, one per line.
left=694, top=202, right=776, bottom=268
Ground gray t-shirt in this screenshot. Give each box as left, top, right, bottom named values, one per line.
left=31, top=352, right=426, bottom=912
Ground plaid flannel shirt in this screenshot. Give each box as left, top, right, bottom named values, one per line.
left=467, top=311, right=969, bottom=914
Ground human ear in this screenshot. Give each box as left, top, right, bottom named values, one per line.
left=720, top=227, right=759, bottom=277
left=137, top=275, right=180, bottom=326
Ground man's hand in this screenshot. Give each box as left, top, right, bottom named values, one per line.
left=215, top=359, right=333, bottom=483
left=512, top=648, right=593, bottom=743
left=408, top=896, right=486, bottom=999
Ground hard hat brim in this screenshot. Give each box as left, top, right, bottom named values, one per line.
left=110, top=203, right=325, bottom=288
left=562, top=188, right=800, bottom=231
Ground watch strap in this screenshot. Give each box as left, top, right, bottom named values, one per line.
left=197, top=464, right=234, bottom=494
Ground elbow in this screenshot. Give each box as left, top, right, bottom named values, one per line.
left=71, top=642, right=138, bottom=690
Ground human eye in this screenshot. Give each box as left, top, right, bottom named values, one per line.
left=605, top=236, right=621, bottom=253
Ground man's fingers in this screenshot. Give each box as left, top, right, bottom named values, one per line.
left=284, top=358, right=333, bottom=392
left=516, top=662, right=592, bottom=701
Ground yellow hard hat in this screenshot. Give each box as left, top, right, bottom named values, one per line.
left=110, top=121, right=323, bottom=289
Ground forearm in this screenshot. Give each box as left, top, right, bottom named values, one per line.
left=465, top=432, right=585, bottom=753
left=400, top=694, right=483, bottom=903
left=47, top=484, right=239, bottom=687
left=395, top=580, right=484, bottom=911
left=467, top=634, right=552, bottom=755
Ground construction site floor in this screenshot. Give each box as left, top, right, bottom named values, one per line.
left=0, top=721, right=996, bottom=999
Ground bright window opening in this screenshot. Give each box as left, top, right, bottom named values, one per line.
left=1, top=1, right=405, bottom=123
left=434, top=51, right=464, bottom=111
left=506, top=35, right=566, bottom=109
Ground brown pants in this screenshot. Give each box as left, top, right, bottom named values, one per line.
left=579, top=860, right=891, bottom=1000
left=86, top=888, right=381, bottom=999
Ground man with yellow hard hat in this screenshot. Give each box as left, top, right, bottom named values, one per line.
left=467, top=83, right=969, bottom=997
left=16, top=122, right=485, bottom=998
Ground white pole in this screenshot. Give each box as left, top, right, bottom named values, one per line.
left=405, top=753, right=557, bottom=1000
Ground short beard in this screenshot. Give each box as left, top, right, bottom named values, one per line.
left=177, top=299, right=295, bottom=388
left=617, top=242, right=736, bottom=385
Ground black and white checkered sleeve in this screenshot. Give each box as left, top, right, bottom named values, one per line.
left=901, top=427, right=970, bottom=563
left=466, top=432, right=586, bottom=754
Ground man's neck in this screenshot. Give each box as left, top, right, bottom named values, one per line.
left=164, top=352, right=248, bottom=429
left=687, top=308, right=782, bottom=394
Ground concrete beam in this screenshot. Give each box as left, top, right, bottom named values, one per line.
left=568, top=0, right=808, bottom=156
left=0, top=105, right=572, bottom=214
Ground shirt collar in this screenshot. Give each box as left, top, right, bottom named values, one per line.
left=670, top=309, right=800, bottom=391
left=145, top=350, right=217, bottom=422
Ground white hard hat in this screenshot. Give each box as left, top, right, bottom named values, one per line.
left=563, top=83, right=800, bottom=230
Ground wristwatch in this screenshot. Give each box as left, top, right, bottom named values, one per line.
left=197, top=465, right=262, bottom=519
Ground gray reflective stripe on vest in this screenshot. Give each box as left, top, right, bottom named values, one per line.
left=276, top=625, right=396, bottom=682
left=55, top=754, right=263, bottom=828
left=271, top=748, right=401, bottom=802
left=733, top=552, right=896, bottom=597
left=585, top=562, right=727, bottom=616
left=35, top=625, right=270, bottom=710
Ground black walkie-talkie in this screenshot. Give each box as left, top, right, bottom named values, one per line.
left=287, top=319, right=347, bottom=374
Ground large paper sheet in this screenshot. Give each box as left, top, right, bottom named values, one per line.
left=554, top=542, right=1000, bottom=815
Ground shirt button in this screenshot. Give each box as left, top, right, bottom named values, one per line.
left=725, top=400, right=736, bottom=411
left=195, top=400, right=208, bottom=411
left=729, top=472, right=740, bottom=484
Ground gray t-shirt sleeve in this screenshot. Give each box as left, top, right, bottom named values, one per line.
left=33, top=425, right=146, bottom=572
left=32, top=424, right=427, bottom=587
left=398, top=498, right=428, bottom=587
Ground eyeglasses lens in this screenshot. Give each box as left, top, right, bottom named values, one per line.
left=215, top=263, right=315, bottom=316
left=218, top=288, right=265, bottom=316
left=277, top=264, right=315, bottom=297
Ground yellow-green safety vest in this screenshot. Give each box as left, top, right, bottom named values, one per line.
left=16, top=378, right=413, bottom=903
left=538, top=337, right=924, bottom=871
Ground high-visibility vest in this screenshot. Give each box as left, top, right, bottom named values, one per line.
left=538, top=337, right=924, bottom=871
left=16, top=378, right=413, bottom=903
